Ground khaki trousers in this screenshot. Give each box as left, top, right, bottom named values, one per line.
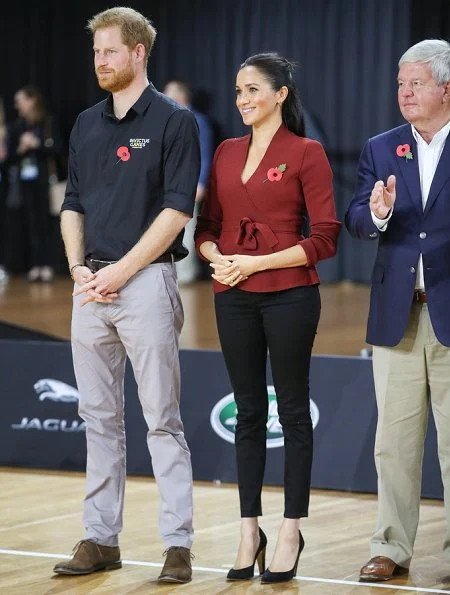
left=71, top=262, right=193, bottom=548
left=371, top=302, right=450, bottom=565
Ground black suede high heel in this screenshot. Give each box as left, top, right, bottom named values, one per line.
left=261, top=530, right=304, bottom=584
left=226, top=527, right=267, bottom=581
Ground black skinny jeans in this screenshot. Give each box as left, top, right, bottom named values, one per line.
left=215, top=284, right=320, bottom=518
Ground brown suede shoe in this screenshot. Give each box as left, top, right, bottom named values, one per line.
left=359, top=556, right=409, bottom=582
left=53, top=539, right=121, bottom=575
left=158, top=546, right=193, bottom=583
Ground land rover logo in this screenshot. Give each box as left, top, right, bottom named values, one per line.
left=210, top=386, right=320, bottom=448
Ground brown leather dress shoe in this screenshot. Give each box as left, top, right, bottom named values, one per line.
left=53, top=539, right=121, bottom=575
left=158, top=546, right=193, bottom=583
left=359, top=556, right=409, bottom=582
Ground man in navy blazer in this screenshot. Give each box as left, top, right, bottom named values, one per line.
left=346, top=39, right=450, bottom=583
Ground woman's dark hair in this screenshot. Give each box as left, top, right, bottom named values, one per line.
left=240, top=52, right=305, bottom=137
left=17, top=85, right=47, bottom=124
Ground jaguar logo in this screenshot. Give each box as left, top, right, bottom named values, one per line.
left=11, top=379, right=85, bottom=432
left=34, top=379, right=79, bottom=404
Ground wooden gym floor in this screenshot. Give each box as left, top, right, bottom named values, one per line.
left=0, top=469, right=448, bottom=594
left=0, top=275, right=372, bottom=354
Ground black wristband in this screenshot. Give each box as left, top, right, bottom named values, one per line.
left=70, top=263, right=84, bottom=279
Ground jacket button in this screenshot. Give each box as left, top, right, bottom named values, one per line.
left=410, top=266, right=416, bottom=273
left=419, top=232, right=427, bottom=239
left=369, top=232, right=378, bottom=238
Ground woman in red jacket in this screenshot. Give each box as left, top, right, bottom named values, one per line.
left=195, top=53, right=341, bottom=584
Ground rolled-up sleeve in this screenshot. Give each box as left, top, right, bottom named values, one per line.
left=297, top=141, right=341, bottom=265
left=61, top=117, right=84, bottom=214
left=162, top=109, right=200, bottom=216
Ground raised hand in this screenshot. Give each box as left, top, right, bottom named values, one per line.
left=369, top=175, right=396, bottom=219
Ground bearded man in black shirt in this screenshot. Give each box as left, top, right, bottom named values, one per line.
left=54, top=7, right=200, bottom=584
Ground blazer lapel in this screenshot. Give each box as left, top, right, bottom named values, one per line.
left=395, top=127, right=422, bottom=216
left=423, top=133, right=450, bottom=217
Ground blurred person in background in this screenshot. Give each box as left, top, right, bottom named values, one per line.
left=7, top=85, right=63, bottom=282
left=164, top=79, right=214, bottom=284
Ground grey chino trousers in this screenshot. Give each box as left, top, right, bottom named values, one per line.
left=71, top=262, right=194, bottom=548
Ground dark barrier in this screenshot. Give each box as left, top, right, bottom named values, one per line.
left=0, top=321, right=64, bottom=341
left=0, top=340, right=442, bottom=498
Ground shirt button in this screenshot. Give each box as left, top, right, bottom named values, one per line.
left=419, top=232, right=427, bottom=239
left=410, top=266, right=416, bottom=273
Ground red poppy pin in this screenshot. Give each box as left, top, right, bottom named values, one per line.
left=116, top=146, right=131, bottom=163
left=263, top=163, right=287, bottom=183
left=396, top=144, right=413, bottom=161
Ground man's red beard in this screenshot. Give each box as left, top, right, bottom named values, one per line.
left=96, top=57, right=135, bottom=93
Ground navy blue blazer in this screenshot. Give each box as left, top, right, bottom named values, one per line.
left=345, top=123, right=450, bottom=347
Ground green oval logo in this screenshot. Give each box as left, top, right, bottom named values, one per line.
left=210, top=385, right=319, bottom=448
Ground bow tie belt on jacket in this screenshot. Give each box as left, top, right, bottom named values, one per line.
left=221, top=217, right=301, bottom=251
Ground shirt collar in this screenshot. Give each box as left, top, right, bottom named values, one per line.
left=102, top=83, right=157, bottom=120
left=411, top=119, right=450, bottom=145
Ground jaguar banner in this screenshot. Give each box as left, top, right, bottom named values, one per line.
left=0, top=340, right=443, bottom=498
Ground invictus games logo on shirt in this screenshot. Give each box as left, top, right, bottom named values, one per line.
left=129, top=138, right=150, bottom=149
left=10, top=379, right=86, bottom=432
left=210, top=386, right=320, bottom=448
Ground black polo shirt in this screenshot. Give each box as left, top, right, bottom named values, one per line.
left=61, top=83, right=200, bottom=261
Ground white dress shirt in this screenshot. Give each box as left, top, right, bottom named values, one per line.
left=371, top=120, right=450, bottom=289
